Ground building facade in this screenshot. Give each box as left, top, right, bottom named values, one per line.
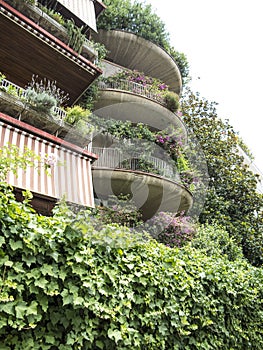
left=0, top=0, right=193, bottom=220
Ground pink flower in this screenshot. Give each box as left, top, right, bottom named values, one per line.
left=44, top=153, right=58, bottom=167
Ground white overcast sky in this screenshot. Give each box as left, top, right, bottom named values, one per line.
left=146, top=0, right=263, bottom=172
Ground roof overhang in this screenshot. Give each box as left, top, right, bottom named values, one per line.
left=0, top=1, right=102, bottom=105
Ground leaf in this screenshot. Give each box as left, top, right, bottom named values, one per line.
left=0, top=302, right=15, bottom=315
left=26, top=301, right=38, bottom=316
left=15, top=301, right=28, bottom=319
left=108, top=328, right=122, bottom=343
left=0, top=236, right=5, bottom=247
left=10, top=239, right=23, bottom=250
left=34, top=277, right=48, bottom=289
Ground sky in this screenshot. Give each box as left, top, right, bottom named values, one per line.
left=146, top=0, right=263, bottom=172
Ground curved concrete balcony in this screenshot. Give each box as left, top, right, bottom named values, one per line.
left=92, top=147, right=193, bottom=220
left=93, top=81, right=187, bottom=137
left=92, top=29, right=182, bottom=95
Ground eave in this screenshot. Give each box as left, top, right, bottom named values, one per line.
left=0, top=0, right=102, bottom=105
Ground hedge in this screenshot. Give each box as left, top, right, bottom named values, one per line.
left=0, top=184, right=263, bottom=349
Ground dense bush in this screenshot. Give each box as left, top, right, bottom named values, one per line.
left=190, top=224, right=244, bottom=261
left=0, top=185, right=263, bottom=349
left=145, top=211, right=195, bottom=248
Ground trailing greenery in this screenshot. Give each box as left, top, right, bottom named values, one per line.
left=90, top=115, right=198, bottom=189
left=182, top=88, right=263, bottom=266
left=97, top=0, right=190, bottom=83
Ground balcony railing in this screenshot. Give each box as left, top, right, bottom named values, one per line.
left=92, top=147, right=177, bottom=180
left=0, top=78, right=67, bottom=121
left=98, top=79, right=166, bottom=106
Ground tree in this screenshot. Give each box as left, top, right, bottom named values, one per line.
left=182, top=88, right=263, bottom=266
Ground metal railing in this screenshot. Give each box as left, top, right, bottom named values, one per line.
left=98, top=79, right=166, bottom=106
left=0, top=78, right=67, bottom=121
left=92, top=147, right=177, bottom=180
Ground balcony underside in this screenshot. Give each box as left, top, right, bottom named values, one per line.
left=92, top=168, right=193, bottom=220
left=93, top=90, right=187, bottom=136
left=0, top=3, right=101, bottom=104
left=92, top=30, right=182, bottom=95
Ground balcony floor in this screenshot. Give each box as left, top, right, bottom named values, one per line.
left=92, top=168, right=193, bottom=220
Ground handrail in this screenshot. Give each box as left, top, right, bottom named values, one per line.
left=0, top=78, right=67, bottom=121
left=92, top=147, right=177, bottom=180
left=98, top=79, right=166, bottom=106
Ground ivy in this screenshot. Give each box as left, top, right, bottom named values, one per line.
left=0, top=189, right=263, bottom=348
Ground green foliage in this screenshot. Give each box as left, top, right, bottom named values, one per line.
left=191, top=224, right=244, bottom=261
left=39, top=5, right=65, bottom=26
left=8, top=0, right=35, bottom=10
left=182, top=88, right=263, bottom=266
left=0, top=145, right=42, bottom=182
left=96, top=194, right=143, bottom=228
left=78, top=83, right=100, bottom=111
left=237, top=136, right=254, bottom=160
left=101, top=69, right=180, bottom=111
left=64, top=105, right=94, bottom=135
left=0, top=71, right=6, bottom=85
left=98, top=0, right=169, bottom=47
left=0, top=187, right=263, bottom=348
left=90, top=115, right=200, bottom=190
left=25, top=75, right=69, bottom=107
left=163, top=90, right=180, bottom=112
left=91, top=41, right=108, bottom=61
left=65, top=19, right=86, bottom=54
left=24, top=88, right=57, bottom=114
left=97, top=0, right=190, bottom=83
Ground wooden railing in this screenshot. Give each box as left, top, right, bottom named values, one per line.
left=92, top=147, right=176, bottom=180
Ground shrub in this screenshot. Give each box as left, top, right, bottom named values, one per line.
left=64, top=105, right=94, bottom=135
left=190, top=224, right=244, bottom=261
left=163, top=90, right=180, bottom=112
left=145, top=211, right=196, bottom=247
left=24, top=88, right=57, bottom=114
left=96, top=194, right=143, bottom=228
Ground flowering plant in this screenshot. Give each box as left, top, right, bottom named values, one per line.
left=145, top=211, right=196, bottom=248
left=43, top=153, right=58, bottom=169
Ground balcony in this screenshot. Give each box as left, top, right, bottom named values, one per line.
left=95, top=79, right=187, bottom=134
left=0, top=78, right=93, bottom=147
left=0, top=112, right=97, bottom=214
left=92, top=29, right=182, bottom=95
left=4, top=0, right=99, bottom=62
left=0, top=0, right=102, bottom=104
left=92, top=147, right=193, bottom=220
